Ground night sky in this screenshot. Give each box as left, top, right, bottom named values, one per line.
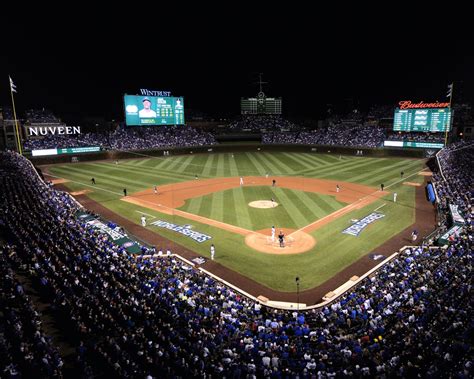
left=1, top=9, right=473, bottom=124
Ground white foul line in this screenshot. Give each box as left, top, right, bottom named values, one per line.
left=374, top=204, right=386, bottom=212
left=135, top=210, right=156, bottom=219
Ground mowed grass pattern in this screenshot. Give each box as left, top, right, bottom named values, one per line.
left=48, top=152, right=426, bottom=291
left=180, top=186, right=346, bottom=230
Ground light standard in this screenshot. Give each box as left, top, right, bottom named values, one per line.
left=295, top=277, right=300, bottom=312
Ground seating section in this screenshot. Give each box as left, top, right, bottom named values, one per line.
left=0, top=143, right=472, bottom=377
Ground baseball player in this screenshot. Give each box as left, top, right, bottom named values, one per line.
left=393, top=192, right=397, bottom=202
left=336, top=184, right=340, bottom=193
left=271, top=226, right=276, bottom=242
left=210, top=244, right=215, bottom=260
left=91, top=177, right=96, bottom=185
left=271, top=198, right=275, bottom=207
left=240, top=177, right=244, bottom=186
left=154, top=185, right=158, bottom=195
left=141, top=215, right=146, bottom=227
left=278, top=230, right=285, bottom=248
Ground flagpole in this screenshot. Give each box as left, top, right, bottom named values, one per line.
left=445, top=83, right=453, bottom=147
left=9, top=82, right=23, bottom=155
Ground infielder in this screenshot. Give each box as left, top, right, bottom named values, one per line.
left=141, top=215, right=146, bottom=227
left=154, top=185, right=158, bottom=194
left=336, top=184, right=340, bottom=193
left=240, top=177, right=244, bottom=186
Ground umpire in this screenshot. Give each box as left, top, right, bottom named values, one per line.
left=278, top=230, right=285, bottom=248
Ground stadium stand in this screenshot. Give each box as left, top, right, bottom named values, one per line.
left=0, top=142, right=472, bottom=377
left=25, top=109, right=61, bottom=124
left=227, top=115, right=301, bottom=132
left=386, top=131, right=445, bottom=143
left=22, top=126, right=216, bottom=151
left=263, top=125, right=385, bottom=148
left=0, top=249, right=64, bottom=377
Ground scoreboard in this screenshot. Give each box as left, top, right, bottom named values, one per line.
left=393, top=108, right=451, bottom=132
left=241, top=92, right=282, bottom=114
left=124, top=95, right=185, bottom=126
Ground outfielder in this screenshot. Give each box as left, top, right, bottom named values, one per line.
left=141, top=215, right=146, bottom=227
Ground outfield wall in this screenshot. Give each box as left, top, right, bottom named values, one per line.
left=28, top=143, right=426, bottom=165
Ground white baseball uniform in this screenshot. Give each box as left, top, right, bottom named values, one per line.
left=271, top=227, right=276, bottom=242
left=141, top=216, right=146, bottom=226
left=210, top=245, right=215, bottom=260
left=240, top=177, right=244, bottom=186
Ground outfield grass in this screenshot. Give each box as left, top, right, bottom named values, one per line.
left=47, top=152, right=425, bottom=291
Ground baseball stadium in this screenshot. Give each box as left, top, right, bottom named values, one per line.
left=1, top=29, right=473, bottom=377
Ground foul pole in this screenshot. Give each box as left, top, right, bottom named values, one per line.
left=9, top=76, right=23, bottom=155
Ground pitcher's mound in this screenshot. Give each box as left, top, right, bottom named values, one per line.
left=249, top=200, right=279, bottom=209
left=245, top=228, right=316, bottom=255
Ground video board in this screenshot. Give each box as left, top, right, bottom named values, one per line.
left=124, top=95, right=185, bottom=126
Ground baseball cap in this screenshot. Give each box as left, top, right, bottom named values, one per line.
left=142, top=97, right=152, bottom=102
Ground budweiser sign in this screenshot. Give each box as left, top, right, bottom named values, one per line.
left=399, top=100, right=450, bottom=109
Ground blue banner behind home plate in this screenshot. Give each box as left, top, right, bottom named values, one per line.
left=151, top=220, right=212, bottom=243
left=342, top=212, right=385, bottom=236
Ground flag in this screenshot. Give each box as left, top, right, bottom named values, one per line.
left=446, top=83, right=453, bottom=98
left=9, top=76, right=17, bottom=93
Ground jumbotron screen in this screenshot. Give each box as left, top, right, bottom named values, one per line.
left=124, top=95, right=185, bottom=126
left=393, top=108, right=451, bottom=132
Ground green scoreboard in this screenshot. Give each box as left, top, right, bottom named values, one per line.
left=393, top=108, right=451, bottom=132
left=124, top=95, right=185, bottom=126
left=241, top=92, right=282, bottom=114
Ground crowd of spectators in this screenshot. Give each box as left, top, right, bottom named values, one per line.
left=109, top=126, right=216, bottom=150
left=386, top=132, right=445, bottom=143
left=0, top=247, right=64, bottom=377
left=25, top=109, right=61, bottom=124
left=23, top=126, right=216, bottom=151
left=228, top=115, right=301, bottom=132
left=23, top=132, right=110, bottom=150
left=263, top=124, right=385, bottom=148
left=0, top=142, right=472, bottom=377
left=431, top=141, right=474, bottom=230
